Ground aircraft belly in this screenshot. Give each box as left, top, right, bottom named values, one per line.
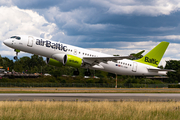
left=100, top=62, right=136, bottom=75
left=99, top=62, right=160, bottom=76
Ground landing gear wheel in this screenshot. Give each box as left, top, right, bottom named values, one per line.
left=73, top=69, right=79, bottom=76
left=14, top=56, right=18, bottom=60
left=73, top=71, right=79, bottom=76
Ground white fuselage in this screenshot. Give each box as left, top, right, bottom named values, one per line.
left=3, top=35, right=166, bottom=76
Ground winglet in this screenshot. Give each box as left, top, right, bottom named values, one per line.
left=135, top=41, right=169, bottom=67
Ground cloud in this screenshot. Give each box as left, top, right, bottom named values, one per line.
left=11, top=0, right=179, bottom=51
left=1, top=1, right=180, bottom=62
left=0, top=6, right=57, bottom=41
left=92, top=0, right=180, bottom=16
left=149, top=35, right=180, bottom=40
left=11, top=0, right=180, bottom=16
left=0, top=0, right=13, bottom=6
left=11, top=0, right=61, bottom=9
left=89, top=41, right=159, bottom=55
left=35, top=5, right=180, bottom=48
left=90, top=41, right=180, bottom=67
left=0, top=6, right=58, bottom=58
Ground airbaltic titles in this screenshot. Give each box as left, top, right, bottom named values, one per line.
left=36, top=39, right=67, bottom=52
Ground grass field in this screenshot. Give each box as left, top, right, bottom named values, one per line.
left=0, top=101, right=180, bottom=120
left=0, top=87, right=180, bottom=93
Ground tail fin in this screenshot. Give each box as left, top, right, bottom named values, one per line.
left=135, top=41, right=169, bottom=67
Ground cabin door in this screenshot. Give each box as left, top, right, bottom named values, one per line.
left=27, top=36, right=34, bottom=47
left=132, top=62, right=137, bottom=72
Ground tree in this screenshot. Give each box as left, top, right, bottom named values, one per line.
left=165, top=60, right=180, bottom=83
left=0, top=55, right=2, bottom=66
left=14, top=60, right=23, bottom=72
left=0, top=56, right=14, bottom=71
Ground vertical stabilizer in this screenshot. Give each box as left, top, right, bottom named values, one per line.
left=135, top=41, right=169, bottom=67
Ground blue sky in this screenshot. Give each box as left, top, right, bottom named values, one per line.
left=1, top=0, right=180, bottom=66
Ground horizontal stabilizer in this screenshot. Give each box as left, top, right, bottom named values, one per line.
left=148, top=68, right=175, bottom=72
left=131, top=50, right=145, bottom=58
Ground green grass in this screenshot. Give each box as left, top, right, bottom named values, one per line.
left=0, top=101, right=180, bottom=120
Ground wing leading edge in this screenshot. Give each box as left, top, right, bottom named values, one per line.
left=83, top=55, right=134, bottom=65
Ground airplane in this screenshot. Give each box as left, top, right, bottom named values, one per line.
left=3, top=35, right=174, bottom=76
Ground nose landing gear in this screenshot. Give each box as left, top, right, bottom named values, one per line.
left=14, top=49, right=20, bottom=60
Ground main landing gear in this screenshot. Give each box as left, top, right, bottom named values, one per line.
left=84, top=69, right=91, bottom=76
left=73, top=69, right=91, bottom=76
left=14, top=49, right=19, bottom=60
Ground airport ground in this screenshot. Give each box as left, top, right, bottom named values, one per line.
left=0, top=88, right=180, bottom=119
left=0, top=88, right=180, bottom=102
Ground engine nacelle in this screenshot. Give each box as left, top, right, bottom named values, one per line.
left=48, top=54, right=83, bottom=68
left=64, top=54, right=83, bottom=68
left=46, top=58, right=63, bottom=67
left=51, top=54, right=65, bottom=64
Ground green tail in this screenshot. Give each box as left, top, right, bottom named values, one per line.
left=134, top=41, right=169, bottom=67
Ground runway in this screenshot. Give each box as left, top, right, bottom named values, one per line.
left=1, top=93, right=180, bottom=101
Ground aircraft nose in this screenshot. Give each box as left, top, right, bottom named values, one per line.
left=3, top=40, right=7, bottom=45
left=3, top=39, right=11, bottom=46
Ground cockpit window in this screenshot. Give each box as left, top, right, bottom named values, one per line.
left=10, top=36, right=21, bottom=40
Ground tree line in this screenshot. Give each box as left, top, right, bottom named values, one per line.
left=0, top=54, right=180, bottom=83
left=0, top=54, right=116, bottom=78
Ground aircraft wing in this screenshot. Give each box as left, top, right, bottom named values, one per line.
left=82, top=49, right=144, bottom=65
left=147, top=68, right=175, bottom=72
left=83, top=55, right=134, bottom=65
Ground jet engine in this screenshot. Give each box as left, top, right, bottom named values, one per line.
left=46, top=58, right=63, bottom=67
left=46, top=54, right=83, bottom=68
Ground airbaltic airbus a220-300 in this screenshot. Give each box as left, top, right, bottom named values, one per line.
left=3, top=35, right=174, bottom=76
